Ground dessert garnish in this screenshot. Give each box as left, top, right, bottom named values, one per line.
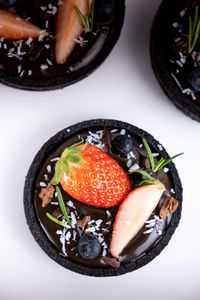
left=77, top=215, right=91, bottom=231
left=188, top=5, right=200, bottom=53
left=39, top=184, right=55, bottom=207
left=132, top=138, right=183, bottom=187
left=49, top=138, right=132, bottom=207
left=112, top=134, right=134, bottom=156
left=74, top=0, right=95, bottom=33
left=102, top=256, right=120, bottom=268
left=46, top=186, right=71, bottom=227
left=159, top=196, right=179, bottom=220
left=110, top=138, right=183, bottom=258
left=55, top=0, right=92, bottom=64
left=77, top=232, right=101, bottom=259
left=0, top=8, right=47, bottom=40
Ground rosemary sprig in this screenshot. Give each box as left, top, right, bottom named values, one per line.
left=74, top=0, right=95, bottom=32
left=130, top=138, right=183, bottom=186
left=188, top=5, right=200, bottom=53
left=142, top=138, right=155, bottom=171
left=46, top=213, right=70, bottom=228
left=46, top=186, right=71, bottom=228
left=56, top=186, right=71, bottom=225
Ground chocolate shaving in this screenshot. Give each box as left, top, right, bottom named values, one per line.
left=173, top=38, right=188, bottom=53
left=159, top=197, right=179, bottom=220
left=102, top=256, right=120, bottom=268
left=39, top=185, right=55, bottom=208
left=77, top=216, right=91, bottom=231
left=29, top=41, right=46, bottom=61
left=52, top=208, right=63, bottom=219
left=140, top=157, right=151, bottom=169
left=102, top=127, right=111, bottom=153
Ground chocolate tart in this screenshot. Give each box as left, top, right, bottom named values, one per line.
left=150, top=0, right=200, bottom=122
left=0, top=0, right=125, bottom=91
left=24, top=119, right=182, bottom=276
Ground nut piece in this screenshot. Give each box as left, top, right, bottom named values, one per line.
left=159, top=196, right=179, bottom=220
left=102, top=256, right=120, bottom=268
left=39, top=185, right=55, bottom=207
left=77, top=216, right=91, bottom=231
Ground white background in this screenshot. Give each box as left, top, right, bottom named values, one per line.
left=0, top=0, right=200, bottom=299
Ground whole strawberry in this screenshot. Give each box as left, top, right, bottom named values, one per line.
left=50, top=140, right=132, bottom=207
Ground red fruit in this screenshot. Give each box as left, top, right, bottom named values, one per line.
left=110, top=184, right=165, bottom=258
left=0, top=9, right=46, bottom=40
left=55, top=0, right=87, bottom=64
left=59, top=144, right=132, bottom=208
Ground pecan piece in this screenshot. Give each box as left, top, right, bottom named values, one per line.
left=39, top=185, right=55, bottom=207
left=159, top=196, right=179, bottom=220
left=77, top=216, right=91, bottom=231
left=102, top=256, right=120, bottom=268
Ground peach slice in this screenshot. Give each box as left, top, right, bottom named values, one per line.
left=0, top=9, right=46, bottom=40
left=55, top=0, right=88, bottom=64
left=110, top=184, right=165, bottom=258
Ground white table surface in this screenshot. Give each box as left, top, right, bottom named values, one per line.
left=0, top=0, right=200, bottom=299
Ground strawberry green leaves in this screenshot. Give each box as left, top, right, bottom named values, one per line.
left=46, top=186, right=71, bottom=228
left=50, top=139, right=86, bottom=186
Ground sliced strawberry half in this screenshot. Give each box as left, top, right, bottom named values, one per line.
left=0, top=9, right=46, bottom=40
left=110, top=184, right=165, bottom=258
left=55, top=0, right=88, bottom=64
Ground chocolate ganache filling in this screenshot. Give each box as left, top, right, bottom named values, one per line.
left=34, top=126, right=174, bottom=268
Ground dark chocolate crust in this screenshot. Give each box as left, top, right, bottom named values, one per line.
left=24, top=119, right=183, bottom=277
left=150, top=0, right=200, bottom=122
left=0, top=0, right=125, bottom=91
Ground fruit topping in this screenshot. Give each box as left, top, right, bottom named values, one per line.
left=0, top=0, right=18, bottom=9
left=0, top=9, right=47, bottom=40
left=78, top=232, right=101, bottom=259
left=159, top=196, right=179, bottom=220
left=50, top=139, right=132, bottom=208
left=188, top=67, right=200, bottom=93
left=55, top=0, right=88, bottom=64
left=110, top=138, right=183, bottom=258
left=39, top=185, right=55, bottom=207
left=110, top=184, right=165, bottom=258
left=112, top=134, right=133, bottom=156
left=94, top=0, right=115, bottom=23
left=102, top=256, right=120, bottom=268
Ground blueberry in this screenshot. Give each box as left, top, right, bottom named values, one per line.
left=78, top=233, right=101, bottom=260
left=94, top=0, right=115, bottom=23
left=112, top=135, right=133, bottom=155
left=188, top=67, right=200, bottom=93
left=0, top=0, right=18, bottom=8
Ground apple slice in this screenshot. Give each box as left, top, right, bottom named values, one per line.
left=110, top=184, right=165, bottom=258
left=0, top=9, right=46, bottom=40
left=55, top=0, right=88, bottom=64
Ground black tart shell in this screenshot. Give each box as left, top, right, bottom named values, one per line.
left=0, top=0, right=125, bottom=91
left=150, top=0, right=200, bottom=122
left=24, top=119, right=182, bottom=277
